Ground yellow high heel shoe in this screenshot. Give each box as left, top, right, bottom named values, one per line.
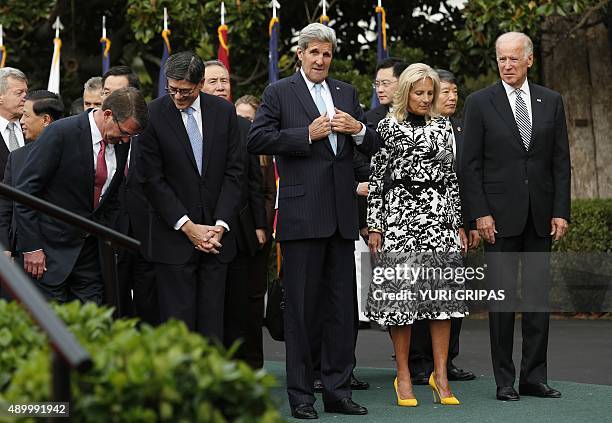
left=394, top=377, right=418, bottom=407
left=429, top=373, right=461, bottom=405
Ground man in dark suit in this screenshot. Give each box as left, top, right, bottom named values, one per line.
left=365, top=58, right=408, bottom=127
left=463, top=32, right=570, bottom=401
left=248, top=23, right=380, bottom=419
left=137, top=52, right=243, bottom=341
left=408, top=69, right=478, bottom=385
left=15, top=88, right=148, bottom=303
left=201, top=59, right=267, bottom=363
left=0, top=90, right=64, bottom=257
left=0, top=68, right=28, bottom=181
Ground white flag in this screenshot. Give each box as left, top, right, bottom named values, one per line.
left=47, top=38, right=61, bottom=94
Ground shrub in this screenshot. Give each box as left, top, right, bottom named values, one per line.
left=0, top=301, right=284, bottom=422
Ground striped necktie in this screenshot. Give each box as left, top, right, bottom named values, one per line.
left=514, top=89, right=531, bottom=150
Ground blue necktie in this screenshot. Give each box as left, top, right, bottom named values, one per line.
left=314, top=83, right=337, bottom=155
left=183, top=106, right=203, bottom=174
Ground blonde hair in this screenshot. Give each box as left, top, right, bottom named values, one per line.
left=393, top=63, right=440, bottom=122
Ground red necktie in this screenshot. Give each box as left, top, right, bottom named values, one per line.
left=93, top=140, right=108, bottom=208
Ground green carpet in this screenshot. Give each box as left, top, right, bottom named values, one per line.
left=264, top=361, right=612, bottom=422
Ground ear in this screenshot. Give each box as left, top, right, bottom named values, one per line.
left=296, top=47, right=304, bottom=62
left=42, top=114, right=53, bottom=127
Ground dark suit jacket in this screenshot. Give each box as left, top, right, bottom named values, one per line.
left=0, top=133, right=12, bottom=181
left=462, top=81, right=571, bottom=238
left=234, top=116, right=266, bottom=255
left=365, top=104, right=389, bottom=129
left=247, top=72, right=380, bottom=241
left=0, top=143, right=34, bottom=253
left=449, top=117, right=472, bottom=231
left=15, top=112, right=129, bottom=285
left=137, top=93, right=243, bottom=265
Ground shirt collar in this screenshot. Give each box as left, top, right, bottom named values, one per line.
left=183, top=94, right=202, bottom=113
left=502, top=78, right=530, bottom=96
left=88, top=109, right=103, bottom=145
left=0, top=114, right=17, bottom=134
left=300, top=68, right=329, bottom=93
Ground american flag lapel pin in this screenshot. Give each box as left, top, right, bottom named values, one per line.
left=457, top=126, right=462, bottom=132
left=536, top=98, right=542, bottom=102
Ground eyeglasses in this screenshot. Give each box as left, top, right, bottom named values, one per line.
left=165, top=85, right=197, bottom=97
left=372, top=79, right=398, bottom=89
left=113, top=117, right=138, bottom=143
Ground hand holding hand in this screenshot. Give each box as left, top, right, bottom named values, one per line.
left=476, top=215, right=497, bottom=244
left=24, top=250, right=47, bottom=280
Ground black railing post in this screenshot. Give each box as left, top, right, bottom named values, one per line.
left=50, top=350, right=71, bottom=423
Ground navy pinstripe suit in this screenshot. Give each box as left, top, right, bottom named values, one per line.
left=248, top=71, right=380, bottom=406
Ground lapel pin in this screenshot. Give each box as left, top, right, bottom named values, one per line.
left=335, top=86, right=340, bottom=90
left=457, top=126, right=462, bottom=132
left=536, top=98, right=542, bottom=102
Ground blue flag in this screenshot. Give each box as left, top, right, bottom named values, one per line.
left=100, top=37, right=111, bottom=74
left=268, top=17, right=279, bottom=84
left=158, top=29, right=171, bottom=98
left=371, top=5, right=389, bottom=108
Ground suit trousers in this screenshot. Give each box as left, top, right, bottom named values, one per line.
left=242, top=240, right=272, bottom=369
left=116, top=248, right=159, bottom=326
left=485, top=210, right=552, bottom=387
left=156, top=251, right=227, bottom=341
left=36, top=236, right=103, bottom=304
left=409, top=317, right=463, bottom=376
left=282, top=231, right=355, bottom=406
left=223, top=249, right=250, bottom=356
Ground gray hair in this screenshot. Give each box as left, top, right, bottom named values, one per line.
left=204, top=60, right=228, bottom=72
left=0, top=67, right=28, bottom=95
left=495, top=32, right=533, bottom=58
left=83, top=76, right=102, bottom=93
left=298, top=23, right=337, bottom=51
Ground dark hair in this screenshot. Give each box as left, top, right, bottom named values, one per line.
left=435, top=69, right=457, bottom=85
left=101, top=87, right=148, bottom=130
left=25, top=90, right=65, bottom=121
left=376, top=57, right=408, bottom=79
left=102, top=66, right=140, bottom=90
left=165, top=51, right=204, bottom=84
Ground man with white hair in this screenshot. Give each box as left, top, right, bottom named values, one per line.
left=0, top=67, right=28, bottom=180
left=83, top=76, right=103, bottom=110
left=248, top=23, right=380, bottom=419
left=463, top=31, right=570, bottom=402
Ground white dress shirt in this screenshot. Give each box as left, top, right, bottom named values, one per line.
left=89, top=110, right=116, bottom=199
left=0, top=115, right=25, bottom=150
left=299, top=68, right=366, bottom=144
left=502, top=78, right=532, bottom=125
left=172, top=96, right=229, bottom=232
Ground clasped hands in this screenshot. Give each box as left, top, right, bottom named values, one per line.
left=308, top=108, right=362, bottom=141
left=477, top=215, right=569, bottom=244
left=181, top=221, right=225, bottom=254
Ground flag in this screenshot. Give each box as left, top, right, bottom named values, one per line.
left=371, top=5, right=389, bottom=108
left=100, top=36, right=111, bottom=74
left=0, top=45, right=6, bottom=68
left=268, top=16, right=279, bottom=84
left=218, top=24, right=230, bottom=73
left=47, top=37, right=61, bottom=94
left=319, top=15, right=330, bottom=26
left=157, top=29, right=171, bottom=98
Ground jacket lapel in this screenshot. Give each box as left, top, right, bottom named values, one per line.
left=97, top=143, right=129, bottom=210
left=528, top=82, right=544, bottom=151
left=327, top=78, right=345, bottom=155
left=164, top=96, right=200, bottom=175
left=451, top=117, right=463, bottom=174
left=289, top=72, right=321, bottom=123
left=490, top=81, right=525, bottom=152
left=200, top=95, right=215, bottom=178
left=76, top=112, right=95, bottom=209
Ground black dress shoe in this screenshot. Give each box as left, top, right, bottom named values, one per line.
left=351, top=375, right=370, bottom=390
left=411, top=372, right=430, bottom=385
left=519, top=383, right=562, bottom=398
left=313, top=378, right=323, bottom=393
left=291, top=403, right=318, bottom=419
left=447, top=365, right=476, bottom=381
left=324, top=398, right=368, bottom=415
left=496, top=386, right=520, bottom=401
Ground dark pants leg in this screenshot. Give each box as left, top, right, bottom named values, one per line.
left=409, top=319, right=433, bottom=375
left=116, top=248, right=135, bottom=317
left=224, top=250, right=250, bottom=356
left=131, top=252, right=159, bottom=326
left=449, top=317, right=463, bottom=363
left=283, top=233, right=355, bottom=407
left=65, top=236, right=104, bottom=304
left=242, top=240, right=272, bottom=369
left=156, top=251, right=226, bottom=341
left=487, top=212, right=551, bottom=387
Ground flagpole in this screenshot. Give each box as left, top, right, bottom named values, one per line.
left=48, top=17, right=63, bottom=94
left=0, top=24, right=5, bottom=68
left=158, top=7, right=172, bottom=98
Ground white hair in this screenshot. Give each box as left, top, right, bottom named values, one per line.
left=495, top=32, right=533, bottom=58
left=0, top=67, right=27, bottom=95
left=298, top=23, right=337, bottom=51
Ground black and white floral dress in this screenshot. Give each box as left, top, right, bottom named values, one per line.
left=365, top=112, right=468, bottom=326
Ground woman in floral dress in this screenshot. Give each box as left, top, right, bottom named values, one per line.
left=367, top=63, right=468, bottom=406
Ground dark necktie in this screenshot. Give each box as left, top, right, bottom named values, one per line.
left=514, top=89, right=532, bottom=150
left=93, top=140, right=108, bottom=208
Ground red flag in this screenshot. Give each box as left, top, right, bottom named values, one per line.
left=217, top=24, right=230, bottom=74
